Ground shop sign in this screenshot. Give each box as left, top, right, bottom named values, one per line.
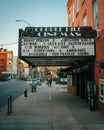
left=19, top=26, right=97, bottom=38
left=60, top=78, right=67, bottom=82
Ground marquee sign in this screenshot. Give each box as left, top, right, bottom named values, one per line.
left=20, top=37, right=95, bottom=56
left=19, top=26, right=97, bottom=57
left=19, top=26, right=97, bottom=38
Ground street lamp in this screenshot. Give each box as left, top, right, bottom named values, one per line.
left=16, top=19, right=33, bottom=37
left=15, top=20, right=31, bottom=26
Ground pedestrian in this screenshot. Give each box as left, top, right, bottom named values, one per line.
left=49, top=78, right=52, bottom=87
left=46, top=77, right=49, bottom=87
left=49, top=75, right=52, bottom=87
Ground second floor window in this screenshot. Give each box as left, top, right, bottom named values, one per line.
left=76, top=0, right=79, bottom=14
left=93, top=0, right=98, bottom=28
left=72, top=2, right=75, bottom=23
left=83, top=15, right=87, bottom=26
left=82, top=0, right=85, bottom=4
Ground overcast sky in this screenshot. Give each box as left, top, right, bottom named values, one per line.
left=0, top=0, right=68, bottom=56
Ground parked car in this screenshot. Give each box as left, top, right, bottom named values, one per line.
left=26, top=77, right=41, bottom=86
left=27, top=78, right=38, bottom=85
left=33, top=78, right=39, bottom=85
left=0, top=76, right=8, bottom=81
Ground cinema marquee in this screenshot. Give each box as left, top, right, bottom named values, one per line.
left=18, top=26, right=97, bottom=57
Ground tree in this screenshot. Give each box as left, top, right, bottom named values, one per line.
left=57, top=68, right=67, bottom=78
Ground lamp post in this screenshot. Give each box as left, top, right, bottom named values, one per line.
left=16, top=19, right=33, bottom=36
left=15, top=20, right=31, bottom=26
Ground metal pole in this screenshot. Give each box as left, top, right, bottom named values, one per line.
left=10, top=95, right=12, bottom=113
left=8, top=95, right=13, bottom=115
left=8, top=96, right=10, bottom=115
left=15, top=20, right=31, bottom=26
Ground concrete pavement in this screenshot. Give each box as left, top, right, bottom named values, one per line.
left=0, top=82, right=104, bottom=130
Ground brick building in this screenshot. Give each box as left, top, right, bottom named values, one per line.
left=13, top=56, right=26, bottom=79
left=0, top=49, right=25, bottom=80
left=67, top=0, right=104, bottom=112
left=0, top=51, right=7, bottom=76
left=0, top=49, right=13, bottom=77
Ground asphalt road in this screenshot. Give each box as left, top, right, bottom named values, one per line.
left=0, top=80, right=30, bottom=109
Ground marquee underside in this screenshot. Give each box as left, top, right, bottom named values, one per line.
left=20, top=56, right=94, bottom=66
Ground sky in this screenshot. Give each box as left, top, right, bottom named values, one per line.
left=0, top=0, right=68, bottom=56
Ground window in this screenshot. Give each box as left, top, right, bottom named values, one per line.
left=76, top=0, right=79, bottom=14
left=8, top=61, right=12, bottom=65
left=72, top=2, right=75, bottom=23
left=93, top=0, right=98, bottom=28
left=83, top=15, right=87, bottom=26
left=8, top=53, right=12, bottom=59
left=82, top=0, right=85, bottom=4
left=68, top=12, right=71, bottom=26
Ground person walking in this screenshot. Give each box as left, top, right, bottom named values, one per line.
left=46, top=75, right=52, bottom=87
left=46, top=77, right=49, bottom=87
left=49, top=78, right=52, bottom=87
left=49, top=75, right=52, bottom=87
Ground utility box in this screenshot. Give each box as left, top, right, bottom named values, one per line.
left=87, top=81, right=95, bottom=111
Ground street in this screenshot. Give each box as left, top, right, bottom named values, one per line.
left=0, top=80, right=30, bottom=109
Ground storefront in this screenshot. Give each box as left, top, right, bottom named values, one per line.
left=62, top=63, right=96, bottom=110
left=94, top=28, right=104, bottom=112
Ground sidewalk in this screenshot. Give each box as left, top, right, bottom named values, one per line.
left=0, top=82, right=104, bottom=130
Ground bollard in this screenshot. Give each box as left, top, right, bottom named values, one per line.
left=8, top=95, right=13, bottom=115
left=31, top=85, right=34, bottom=92
left=8, top=96, right=10, bottom=115
left=10, top=95, right=12, bottom=113
left=31, top=84, right=36, bottom=92
left=34, top=84, right=36, bottom=92
left=24, top=89, right=27, bottom=97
